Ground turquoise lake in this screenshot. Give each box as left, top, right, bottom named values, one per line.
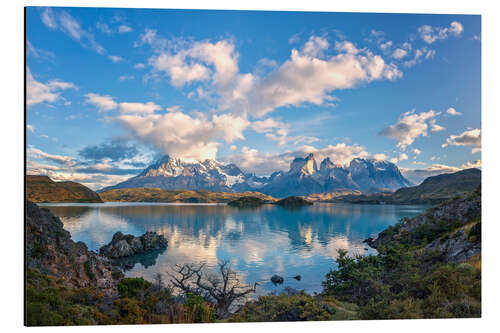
left=41, top=202, right=428, bottom=296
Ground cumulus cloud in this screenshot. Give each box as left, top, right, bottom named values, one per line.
left=85, top=93, right=161, bottom=114
left=119, top=102, right=162, bottom=114
left=27, top=67, right=76, bottom=106
left=418, top=21, right=464, bottom=44
left=389, top=153, right=408, bottom=164
left=430, top=119, right=445, bottom=133
left=116, top=111, right=248, bottom=161
left=392, top=48, right=408, bottom=59
left=238, top=38, right=402, bottom=117
left=380, top=109, right=442, bottom=149
left=85, top=93, right=118, bottom=111
left=442, top=128, right=481, bottom=153
left=148, top=39, right=239, bottom=88
left=446, top=107, right=461, bottom=116
left=412, top=148, right=421, bottom=156
left=302, top=35, right=329, bottom=57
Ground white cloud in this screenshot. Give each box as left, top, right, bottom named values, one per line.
left=430, top=119, right=445, bottom=133
left=229, top=145, right=237, bottom=151
left=27, top=124, right=35, bottom=133
left=149, top=39, right=239, bottom=88
left=389, top=152, right=408, bottom=164
left=27, top=68, right=76, bottom=106
left=461, top=159, right=481, bottom=169
left=372, top=153, right=387, bottom=161
left=412, top=148, right=421, bottom=155
left=108, top=55, right=125, bottom=63
left=134, top=63, right=146, bottom=69
left=28, top=146, right=75, bottom=166
left=392, top=48, right=408, bottom=59
left=404, top=47, right=435, bottom=67
left=418, top=21, right=464, bottom=44
left=40, top=8, right=57, bottom=29
left=224, top=143, right=369, bottom=175
left=379, top=40, right=393, bottom=51
left=119, top=102, right=162, bottom=114
left=442, top=128, right=481, bottom=153
left=302, top=36, right=329, bottom=57
left=116, top=111, right=248, bottom=161
left=239, top=38, right=401, bottom=117
left=85, top=93, right=118, bottom=112
left=380, top=109, right=442, bottom=149
left=118, top=25, right=133, bottom=33
left=446, top=107, right=461, bottom=116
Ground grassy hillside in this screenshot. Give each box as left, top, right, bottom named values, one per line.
left=390, top=168, right=481, bottom=204
left=99, top=187, right=277, bottom=203
left=26, top=175, right=102, bottom=203
left=332, top=169, right=480, bottom=205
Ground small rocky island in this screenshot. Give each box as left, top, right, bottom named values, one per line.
left=99, top=231, right=168, bottom=259
left=275, top=196, right=313, bottom=207
left=227, top=196, right=267, bottom=208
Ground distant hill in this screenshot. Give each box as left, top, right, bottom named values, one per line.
left=26, top=175, right=102, bottom=203
left=99, top=187, right=276, bottom=203
left=333, top=168, right=481, bottom=205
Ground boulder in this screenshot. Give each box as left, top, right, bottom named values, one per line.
left=100, top=231, right=168, bottom=259
left=270, top=274, right=284, bottom=285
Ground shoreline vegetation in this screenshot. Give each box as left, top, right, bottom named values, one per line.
left=25, top=184, right=481, bottom=325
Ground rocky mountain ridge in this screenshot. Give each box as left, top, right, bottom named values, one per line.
left=101, top=154, right=411, bottom=197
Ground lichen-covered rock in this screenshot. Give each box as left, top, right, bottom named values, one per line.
left=25, top=201, right=122, bottom=296
left=100, top=231, right=168, bottom=259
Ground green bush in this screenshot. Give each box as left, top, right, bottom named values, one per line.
left=230, top=291, right=335, bottom=322
left=117, top=277, right=152, bottom=299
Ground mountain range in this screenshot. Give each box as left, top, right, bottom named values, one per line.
left=100, top=154, right=412, bottom=197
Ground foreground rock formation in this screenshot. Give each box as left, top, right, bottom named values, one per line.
left=99, top=231, right=168, bottom=259
left=366, top=186, right=481, bottom=263
left=25, top=201, right=121, bottom=295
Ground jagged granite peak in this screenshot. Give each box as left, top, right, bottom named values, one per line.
left=289, top=153, right=318, bottom=176
left=101, top=154, right=412, bottom=197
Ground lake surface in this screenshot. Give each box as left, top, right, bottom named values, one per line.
left=41, top=202, right=428, bottom=295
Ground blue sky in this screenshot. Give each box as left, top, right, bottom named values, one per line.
left=26, top=7, right=481, bottom=189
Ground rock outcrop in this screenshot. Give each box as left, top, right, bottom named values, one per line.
left=26, top=201, right=122, bottom=295
left=99, top=231, right=168, bottom=259
left=366, top=186, right=481, bottom=263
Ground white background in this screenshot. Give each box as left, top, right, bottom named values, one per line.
left=1, top=0, right=498, bottom=332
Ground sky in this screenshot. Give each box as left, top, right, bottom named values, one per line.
left=26, top=7, right=481, bottom=189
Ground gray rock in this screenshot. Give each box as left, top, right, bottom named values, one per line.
left=100, top=231, right=168, bottom=259
left=270, top=274, right=284, bottom=285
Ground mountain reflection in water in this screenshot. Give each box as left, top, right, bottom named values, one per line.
left=42, top=202, right=427, bottom=295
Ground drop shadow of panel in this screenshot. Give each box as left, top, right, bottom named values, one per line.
left=114, top=248, right=167, bottom=271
